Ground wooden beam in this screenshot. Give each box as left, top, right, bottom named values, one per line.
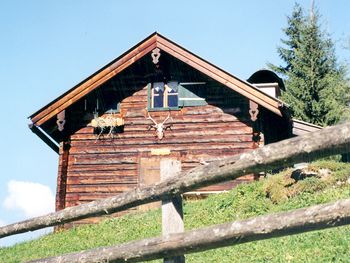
left=1, top=122, right=350, bottom=238
left=161, top=159, right=185, bottom=263
left=29, top=198, right=350, bottom=263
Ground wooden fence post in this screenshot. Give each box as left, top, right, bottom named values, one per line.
left=161, top=159, right=185, bottom=263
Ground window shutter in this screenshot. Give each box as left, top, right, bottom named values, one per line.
left=178, top=85, right=207, bottom=107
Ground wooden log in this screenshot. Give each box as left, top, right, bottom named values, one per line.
left=68, top=164, right=136, bottom=172
left=69, top=143, right=249, bottom=154
left=66, top=176, right=137, bottom=184
left=66, top=184, right=135, bottom=193
left=74, top=120, right=250, bottom=134
left=68, top=145, right=245, bottom=156
left=70, top=129, right=253, bottom=140
left=161, top=159, right=185, bottom=263
left=1, top=122, right=350, bottom=238
left=28, top=198, right=350, bottom=263
left=68, top=137, right=253, bottom=149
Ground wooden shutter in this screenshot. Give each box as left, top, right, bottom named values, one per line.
left=178, top=84, right=207, bottom=107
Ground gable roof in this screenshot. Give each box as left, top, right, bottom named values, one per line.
left=29, top=32, right=287, bottom=126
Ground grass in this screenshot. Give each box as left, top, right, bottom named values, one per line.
left=1, top=160, right=350, bottom=262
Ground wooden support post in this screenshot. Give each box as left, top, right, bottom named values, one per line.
left=54, top=141, right=70, bottom=231
left=160, top=159, right=185, bottom=263
left=55, top=141, right=70, bottom=212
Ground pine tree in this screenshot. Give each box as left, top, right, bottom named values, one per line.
left=270, top=3, right=350, bottom=126
left=269, top=3, right=304, bottom=75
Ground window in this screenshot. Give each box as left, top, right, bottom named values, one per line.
left=166, top=81, right=179, bottom=107
left=148, top=81, right=208, bottom=110
left=152, top=82, right=165, bottom=108
left=150, top=81, right=179, bottom=109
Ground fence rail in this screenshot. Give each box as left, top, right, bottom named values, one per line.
left=1, top=122, right=350, bottom=262
left=29, top=199, right=350, bottom=263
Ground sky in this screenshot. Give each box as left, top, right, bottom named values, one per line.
left=0, top=0, right=349, bottom=247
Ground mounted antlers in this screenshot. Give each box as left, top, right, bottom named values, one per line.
left=146, top=112, right=172, bottom=140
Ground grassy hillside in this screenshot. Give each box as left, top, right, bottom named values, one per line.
left=1, top=160, right=350, bottom=262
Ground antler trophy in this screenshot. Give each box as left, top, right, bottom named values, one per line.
left=146, top=112, right=172, bottom=140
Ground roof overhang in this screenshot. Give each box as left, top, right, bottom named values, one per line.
left=29, top=32, right=287, bottom=127
left=292, top=119, right=323, bottom=136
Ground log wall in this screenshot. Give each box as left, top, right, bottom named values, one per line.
left=59, top=84, right=259, bottom=223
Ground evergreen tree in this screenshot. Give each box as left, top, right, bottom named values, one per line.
left=269, top=3, right=304, bottom=75
left=270, top=3, right=350, bottom=126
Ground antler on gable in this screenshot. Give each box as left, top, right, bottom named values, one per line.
left=146, top=112, right=158, bottom=126
left=161, top=112, right=171, bottom=125
left=145, top=112, right=172, bottom=140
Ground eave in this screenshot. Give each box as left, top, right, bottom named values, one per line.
left=292, top=119, right=323, bottom=136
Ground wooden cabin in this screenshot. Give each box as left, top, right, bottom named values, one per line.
left=29, top=33, right=295, bottom=223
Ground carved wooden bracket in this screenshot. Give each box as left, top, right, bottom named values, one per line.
left=151, top=48, right=161, bottom=64
left=57, top=110, right=66, bottom=132
left=249, top=101, right=259, bottom=122
left=249, top=100, right=261, bottom=150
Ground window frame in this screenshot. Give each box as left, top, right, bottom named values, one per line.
left=147, top=82, right=180, bottom=111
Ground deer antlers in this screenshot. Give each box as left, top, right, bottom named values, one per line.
left=146, top=112, right=172, bottom=140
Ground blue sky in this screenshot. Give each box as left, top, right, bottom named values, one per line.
left=0, top=0, right=349, bottom=246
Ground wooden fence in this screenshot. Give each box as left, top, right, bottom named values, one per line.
left=1, top=122, right=350, bottom=263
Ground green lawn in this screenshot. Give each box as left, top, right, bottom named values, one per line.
left=1, top=160, right=350, bottom=262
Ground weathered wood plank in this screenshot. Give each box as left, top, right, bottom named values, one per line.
left=66, top=176, right=137, bottom=184
left=75, top=121, right=251, bottom=134
left=65, top=193, right=125, bottom=201
left=67, top=148, right=250, bottom=165
left=29, top=199, right=350, bottom=263
left=69, top=136, right=253, bottom=146
left=126, top=114, right=246, bottom=125
left=68, top=164, right=136, bottom=172
left=69, top=143, right=250, bottom=154
left=68, top=155, right=137, bottom=165
left=66, top=184, right=135, bottom=193
left=67, top=170, right=138, bottom=177
left=70, top=128, right=252, bottom=140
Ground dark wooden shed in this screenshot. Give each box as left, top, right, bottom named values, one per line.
left=29, top=33, right=294, bottom=223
